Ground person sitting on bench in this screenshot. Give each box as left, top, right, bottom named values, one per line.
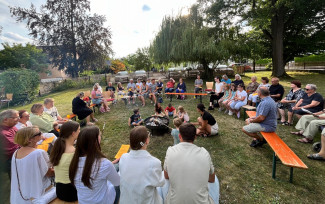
left=106, top=82, right=116, bottom=98
left=91, top=84, right=109, bottom=112
left=194, top=75, right=203, bottom=98
left=242, top=88, right=277, bottom=148
left=72, top=92, right=97, bottom=125
left=208, top=76, right=224, bottom=110
left=194, top=103, right=218, bottom=137
left=176, top=78, right=186, bottom=100
left=127, top=79, right=137, bottom=105
left=165, top=78, right=175, bottom=94
left=156, top=78, right=164, bottom=93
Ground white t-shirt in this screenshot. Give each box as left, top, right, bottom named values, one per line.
left=119, top=150, right=165, bottom=204
left=11, top=149, right=51, bottom=204
left=44, top=106, right=60, bottom=121
left=136, top=82, right=142, bottom=91
left=258, top=83, right=270, bottom=89
left=15, top=121, right=33, bottom=130
left=164, top=142, right=215, bottom=204
left=215, top=82, right=223, bottom=94
left=74, top=157, right=120, bottom=204
left=236, top=90, right=248, bottom=104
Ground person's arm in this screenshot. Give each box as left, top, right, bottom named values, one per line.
left=128, top=118, right=131, bottom=127
left=208, top=172, right=215, bottom=183
left=199, top=119, right=208, bottom=130
left=293, top=99, right=303, bottom=110
left=164, top=170, right=169, bottom=179
left=249, top=115, right=266, bottom=123
left=301, top=100, right=320, bottom=109
left=91, top=91, right=99, bottom=99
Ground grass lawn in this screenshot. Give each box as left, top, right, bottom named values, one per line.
left=1, top=71, right=325, bottom=203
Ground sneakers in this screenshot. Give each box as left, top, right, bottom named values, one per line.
left=249, top=140, right=258, bottom=147
left=224, top=109, right=229, bottom=114
left=250, top=139, right=266, bottom=147
left=228, top=111, right=233, bottom=115
left=237, top=112, right=240, bottom=119
left=208, top=106, right=214, bottom=110
left=218, top=108, right=223, bottom=112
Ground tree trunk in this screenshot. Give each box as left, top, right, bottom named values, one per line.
left=253, top=59, right=256, bottom=73
left=201, top=60, right=213, bottom=80
left=271, top=3, right=286, bottom=77
left=70, top=0, right=78, bottom=78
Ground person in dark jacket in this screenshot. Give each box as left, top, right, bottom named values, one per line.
left=72, top=92, right=97, bottom=125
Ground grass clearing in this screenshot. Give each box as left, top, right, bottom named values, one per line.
left=1, top=71, right=325, bottom=203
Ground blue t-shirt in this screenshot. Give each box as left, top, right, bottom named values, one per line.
left=127, top=83, right=136, bottom=91
left=171, top=129, right=180, bottom=145
left=256, top=96, right=277, bottom=132
left=221, top=79, right=232, bottom=84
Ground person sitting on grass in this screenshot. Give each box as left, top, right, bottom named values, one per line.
left=127, top=79, right=137, bottom=105
left=242, top=87, right=277, bottom=148
left=165, top=103, right=177, bottom=117
left=171, top=118, right=183, bottom=145
left=307, top=128, right=325, bottom=161
left=106, top=82, right=116, bottom=98
left=128, top=108, right=144, bottom=127
left=177, top=106, right=190, bottom=123
left=229, top=84, right=247, bottom=119
left=193, top=103, right=218, bottom=137
left=153, top=103, right=166, bottom=117
left=119, top=126, right=165, bottom=204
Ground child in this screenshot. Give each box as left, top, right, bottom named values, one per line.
left=177, top=106, right=190, bottom=123
left=218, top=84, right=230, bottom=111
left=171, top=118, right=183, bottom=145
left=165, top=103, right=176, bottom=117
left=128, top=108, right=144, bottom=127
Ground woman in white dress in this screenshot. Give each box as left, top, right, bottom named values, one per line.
left=69, top=126, right=120, bottom=204
left=119, top=126, right=165, bottom=204
left=15, top=110, right=33, bottom=130
left=10, top=126, right=55, bottom=204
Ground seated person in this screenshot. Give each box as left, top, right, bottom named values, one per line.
left=269, top=77, right=285, bottom=103
left=208, top=76, right=224, bottom=110
left=15, top=110, right=32, bottom=130
left=11, top=127, right=55, bottom=204
left=162, top=123, right=219, bottom=204
left=194, top=103, right=218, bottom=137
left=29, top=103, right=59, bottom=137
left=194, top=75, right=203, bottom=97
left=72, top=92, right=97, bottom=125
left=221, top=74, right=232, bottom=85
left=224, top=83, right=237, bottom=114
left=149, top=79, right=157, bottom=104
left=176, top=78, right=186, bottom=100
left=247, top=77, right=270, bottom=106
left=128, top=108, right=144, bottom=127
left=292, top=84, right=324, bottom=118
left=218, top=84, right=231, bottom=111
left=171, top=118, right=183, bottom=145
left=229, top=84, right=247, bottom=119
left=156, top=78, right=164, bottom=93
left=165, top=103, right=176, bottom=117
left=127, top=79, right=137, bottom=104
left=165, top=78, right=175, bottom=94
left=177, top=106, right=190, bottom=123
left=136, top=79, right=142, bottom=93
left=307, top=127, right=325, bottom=161
left=138, top=80, right=148, bottom=107
left=117, top=82, right=125, bottom=95
left=119, top=126, right=165, bottom=204
left=278, top=80, right=305, bottom=125
left=242, top=88, right=277, bottom=147
left=92, top=83, right=109, bottom=112
left=44, top=98, right=66, bottom=124
left=291, top=109, right=325, bottom=143
left=232, top=74, right=244, bottom=86
left=246, top=76, right=259, bottom=96
left=106, top=82, right=116, bottom=98
left=153, top=103, right=166, bottom=117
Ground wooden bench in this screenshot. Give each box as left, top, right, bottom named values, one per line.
left=242, top=105, right=256, bottom=121
left=89, top=103, right=99, bottom=113
left=246, top=110, right=308, bottom=183
left=165, top=92, right=207, bottom=103
left=64, top=114, right=77, bottom=121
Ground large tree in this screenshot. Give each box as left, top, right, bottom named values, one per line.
left=204, top=0, right=325, bottom=77
left=10, top=0, right=112, bottom=77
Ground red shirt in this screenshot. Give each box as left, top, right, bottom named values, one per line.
left=166, top=81, right=175, bottom=88
left=1, top=126, right=19, bottom=159
left=165, top=106, right=175, bottom=112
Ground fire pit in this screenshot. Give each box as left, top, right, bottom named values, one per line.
left=144, top=116, right=170, bottom=136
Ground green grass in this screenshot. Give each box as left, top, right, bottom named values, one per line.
left=1, top=71, right=325, bottom=203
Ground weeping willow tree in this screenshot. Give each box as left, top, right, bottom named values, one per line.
left=150, top=5, right=227, bottom=79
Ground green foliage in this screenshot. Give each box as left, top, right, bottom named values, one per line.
left=0, top=43, right=48, bottom=72
left=0, top=69, right=40, bottom=105
left=133, top=48, right=152, bottom=71
left=52, top=79, right=92, bottom=92
left=256, top=58, right=272, bottom=65
left=295, top=53, right=325, bottom=62
left=79, top=70, right=95, bottom=77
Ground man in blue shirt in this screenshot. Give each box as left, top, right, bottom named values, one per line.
left=242, top=87, right=277, bottom=147
left=221, top=75, right=231, bottom=85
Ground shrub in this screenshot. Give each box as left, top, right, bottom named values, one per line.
left=52, top=78, right=93, bottom=92
left=0, top=68, right=40, bottom=105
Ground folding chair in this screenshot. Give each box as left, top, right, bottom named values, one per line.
left=1, top=93, right=13, bottom=108
left=205, top=82, right=214, bottom=92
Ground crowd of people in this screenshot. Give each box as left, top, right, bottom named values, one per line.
left=1, top=73, right=325, bottom=204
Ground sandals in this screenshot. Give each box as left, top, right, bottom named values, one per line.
left=297, top=137, right=313, bottom=143
left=307, top=153, right=325, bottom=161
left=291, top=131, right=303, bottom=136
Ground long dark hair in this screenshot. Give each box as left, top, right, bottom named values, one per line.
left=155, top=103, right=163, bottom=114
left=50, top=121, right=80, bottom=166
left=69, top=126, right=106, bottom=189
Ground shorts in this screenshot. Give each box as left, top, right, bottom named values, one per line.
left=243, top=123, right=265, bottom=133
left=278, top=103, right=293, bottom=112
left=128, top=91, right=134, bottom=97
left=211, top=123, right=218, bottom=135
left=168, top=111, right=174, bottom=116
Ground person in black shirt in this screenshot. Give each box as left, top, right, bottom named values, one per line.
left=269, top=77, right=285, bottom=102
left=192, top=104, right=218, bottom=137
left=128, top=108, right=144, bottom=127
left=232, top=74, right=244, bottom=86
left=105, top=82, right=116, bottom=98
left=72, top=92, right=97, bottom=125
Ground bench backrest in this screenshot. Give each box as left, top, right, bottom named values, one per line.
left=206, top=82, right=214, bottom=90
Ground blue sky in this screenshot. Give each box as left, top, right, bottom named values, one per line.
left=0, top=0, right=196, bottom=58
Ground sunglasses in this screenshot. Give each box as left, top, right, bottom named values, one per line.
left=304, top=88, right=310, bottom=91
left=32, top=131, right=42, bottom=137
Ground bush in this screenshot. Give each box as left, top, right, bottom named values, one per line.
left=256, top=58, right=272, bottom=65
left=0, top=69, right=40, bottom=105
left=52, top=78, right=93, bottom=92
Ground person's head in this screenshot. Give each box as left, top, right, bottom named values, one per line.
left=305, top=84, right=317, bottom=93
left=271, top=77, right=279, bottom=86
left=170, top=78, right=174, bottom=82
left=158, top=78, right=162, bottom=82
left=133, top=108, right=139, bottom=115
left=235, top=74, right=241, bottom=80
left=214, top=76, right=221, bottom=83
left=15, top=126, right=42, bottom=147
left=178, top=106, right=185, bottom=113
left=155, top=103, right=162, bottom=113
left=224, top=84, right=230, bottom=90
left=130, top=79, right=134, bottom=83
left=129, top=126, right=149, bottom=150
left=137, top=79, right=141, bottom=83
left=237, top=84, right=245, bottom=91
left=50, top=121, right=80, bottom=166
left=197, top=75, right=201, bottom=79
left=30, top=103, right=44, bottom=115
left=261, top=77, right=269, bottom=84
left=179, top=78, right=183, bottom=83
left=108, top=82, right=112, bottom=86
left=173, top=118, right=183, bottom=129
left=93, top=84, right=98, bottom=90
left=44, top=98, right=54, bottom=108
left=251, top=76, right=257, bottom=82
left=197, top=103, right=205, bottom=113
left=179, top=123, right=196, bottom=142
left=222, top=74, right=228, bottom=80
left=18, top=110, right=30, bottom=123
left=0, top=109, right=19, bottom=127
left=117, top=82, right=122, bottom=88
left=151, top=78, right=155, bottom=83
left=290, top=80, right=301, bottom=89
left=142, top=80, right=146, bottom=85
left=168, top=103, right=172, bottom=108
left=257, top=87, right=270, bottom=98
left=77, top=92, right=85, bottom=98
left=230, top=83, right=237, bottom=91
left=69, top=126, right=105, bottom=189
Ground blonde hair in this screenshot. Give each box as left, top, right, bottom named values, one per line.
left=178, top=106, right=185, bottom=113
left=173, top=118, right=183, bottom=128
left=15, top=126, right=40, bottom=146
left=44, top=98, right=54, bottom=105
left=31, top=103, right=43, bottom=114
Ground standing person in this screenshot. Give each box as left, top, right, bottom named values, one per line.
left=15, top=110, right=33, bottom=130
left=164, top=103, right=176, bottom=117
left=156, top=78, right=164, bottom=93
left=69, top=126, right=120, bottom=204
left=221, top=74, right=231, bottom=85
left=92, top=84, right=110, bottom=112
left=165, top=78, right=175, bottom=95
left=10, top=126, right=55, bottom=204
left=149, top=79, right=157, bottom=104
left=72, top=92, right=97, bottom=125
left=106, top=82, right=116, bottom=98
left=176, top=78, right=186, bottom=100
left=50, top=121, right=80, bottom=202
left=231, top=74, right=244, bottom=86
left=247, top=77, right=270, bottom=106
left=127, top=79, right=137, bottom=105
left=278, top=80, right=305, bottom=125
left=176, top=106, right=190, bottom=123
left=119, top=126, right=165, bottom=204
left=171, top=118, right=183, bottom=145
left=242, top=88, right=277, bottom=147
left=163, top=123, right=220, bottom=204
left=246, top=76, right=260, bottom=96
left=44, top=98, right=66, bottom=124
left=208, top=76, right=224, bottom=110
left=194, top=104, right=219, bottom=137
left=0, top=109, right=20, bottom=178
left=194, top=75, right=203, bottom=98
left=229, top=84, right=247, bottom=118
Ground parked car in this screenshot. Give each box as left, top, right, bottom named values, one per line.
left=230, top=63, right=252, bottom=71
left=214, top=67, right=235, bottom=77
left=134, top=70, right=147, bottom=81
left=115, top=71, right=129, bottom=83
left=216, top=64, right=228, bottom=69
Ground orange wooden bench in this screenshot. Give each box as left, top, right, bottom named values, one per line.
left=246, top=111, right=308, bottom=182
left=64, top=113, right=77, bottom=121
left=165, top=92, right=207, bottom=103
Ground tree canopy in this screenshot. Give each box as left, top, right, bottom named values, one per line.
left=10, top=0, right=112, bottom=77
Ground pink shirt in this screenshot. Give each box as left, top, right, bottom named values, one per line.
left=1, top=125, right=19, bottom=159
left=166, top=81, right=175, bottom=88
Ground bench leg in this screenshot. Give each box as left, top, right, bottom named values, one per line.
left=243, top=108, right=247, bottom=121
left=170, top=95, right=172, bottom=102
left=272, top=152, right=277, bottom=179
left=200, top=95, right=202, bottom=103
left=289, top=167, right=293, bottom=183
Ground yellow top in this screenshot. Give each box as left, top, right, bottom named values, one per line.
left=54, top=153, right=74, bottom=184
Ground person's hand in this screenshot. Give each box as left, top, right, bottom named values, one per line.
left=281, top=99, right=287, bottom=103
left=112, top=158, right=120, bottom=164
left=245, top=118, right=250, bottom=125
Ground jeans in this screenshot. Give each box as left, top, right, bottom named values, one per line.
left=165, top=88, right=174, bottom=93
left=230, top=100, right=246, bottom=110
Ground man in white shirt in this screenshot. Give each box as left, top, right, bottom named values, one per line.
left=44, top=98, right=65, bottom=124
left=163, top=123, right=219, bottom=204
